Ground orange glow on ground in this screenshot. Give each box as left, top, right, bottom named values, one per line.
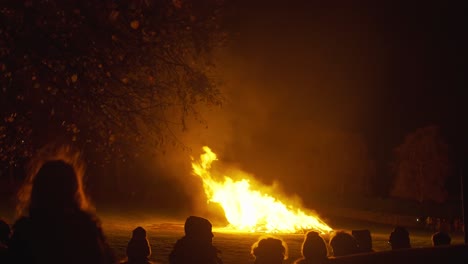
left=192, top=146, right=333, bottom=234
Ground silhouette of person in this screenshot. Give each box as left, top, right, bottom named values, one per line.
left=388, top=226, right=411, bottom=250
left=294, top=231, right=328, bottom=264
left=251, top=236, right=288, bottom=264
left=329, top=231, right=359, bottom=257
left=0, top=218, right=10, bottom=262
left=122, top=226, right=153, bottom=264
left=432, top=231, right=451, bottom=246
left=8, top=160, right=115, bottom=264
left=169, top=216, right=222, bottom=264
left=352, top=229, right=373, bottom=253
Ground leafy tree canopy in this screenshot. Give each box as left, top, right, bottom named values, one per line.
left=0, top=0, right=226, bottom=166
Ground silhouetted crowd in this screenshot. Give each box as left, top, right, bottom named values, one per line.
left=423, top=216, right=463, bottom=233
left=0, top=160, right=457, bottom=264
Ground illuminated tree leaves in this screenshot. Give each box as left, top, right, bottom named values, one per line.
left=0, top=0, right=227, bottom=166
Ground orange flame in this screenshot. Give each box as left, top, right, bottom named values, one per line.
left=192, top=146, right=333, bottom=234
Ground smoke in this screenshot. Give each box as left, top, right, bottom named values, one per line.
left=154, top=3, right=388, bottom=215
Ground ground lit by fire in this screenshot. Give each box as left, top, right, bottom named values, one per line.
left=192, top=146, right=332, bottom=234
left=98, top=214, right=464, bottom=264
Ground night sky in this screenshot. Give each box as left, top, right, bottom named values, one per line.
left=225, top=1, right=466, bottom=157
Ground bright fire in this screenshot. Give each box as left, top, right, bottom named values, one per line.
left=192, top=146, right=333, bottom=234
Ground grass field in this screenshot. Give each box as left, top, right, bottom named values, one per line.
left=100, top=214, right=466, bottom=264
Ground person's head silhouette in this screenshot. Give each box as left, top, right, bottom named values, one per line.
left=132, top=227, right=147, bottom=240
left=127, top=226, right=151, bottom=262
left=301, top=231, right=327, bottom=261
left=9, top=159, right=115, bottom=264
left=432, top=231, right=451, bottom=246
left=329, top=231, right=359, bottom=257
left=389, top=226, right=411, bottom=250
left=352, top=229, right=373, bottom=252
left=17, top=159, right=90, bottom=217
left=251, top=236, right=287, bottom=264
left=31, top=161, right=79, bottom=211
left=169, top=216, right=222, bottom=264
left=184, top=216, right=214, bottom=244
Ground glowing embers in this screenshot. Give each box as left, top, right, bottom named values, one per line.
left=192, top=146, right=333, bottom=234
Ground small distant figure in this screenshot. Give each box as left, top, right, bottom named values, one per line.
left=425, top=216, right=434, bottom=231
left=352, top=229, right=373, bottom=253
left=329, top=231, right=359, bottom=257
left=8, top=160, right=115, bottom=264
left=169, top=216, right=222, bottom=264
left=388, top=226, right=411, bottom=250
left=122, top=226, right=152, bottom=264
left=294, top=231, right=328, bottom=264
left=251, top=236, right=288, bottom=264
left=432, top=231, right=451, bottom=246
left=0, top=218, right=11, bottom=262
left=439, top=219, right=451, bottom=233
left=435, top=218, right=441, bottom=231
left=452, top=218, right=461, bottom=232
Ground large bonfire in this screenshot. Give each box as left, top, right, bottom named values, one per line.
left=191, top=146, right=333, bottom=234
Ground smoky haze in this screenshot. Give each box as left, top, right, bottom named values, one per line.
left=156, top=3, right=394, bottom=215
left=1, top=2, right=463, bottom=225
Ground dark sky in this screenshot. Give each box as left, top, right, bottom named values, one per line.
left=167, top=1, right=466, bottom=201
left=226, top=1, right=465, bottom=152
